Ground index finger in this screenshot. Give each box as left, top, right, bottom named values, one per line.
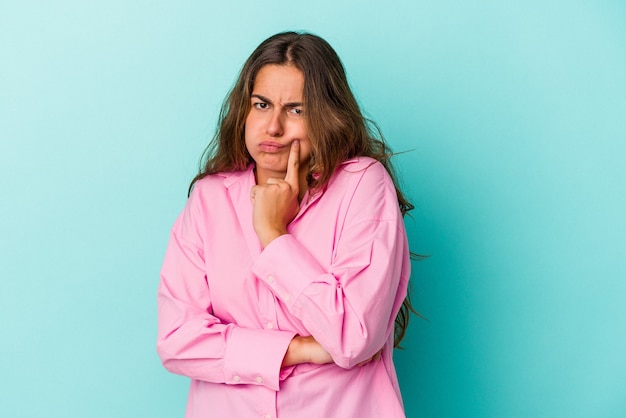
left=284, top=139, right=300, bottom=186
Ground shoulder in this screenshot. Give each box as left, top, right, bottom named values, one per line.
left=321, top=157, right=397, bottom=206
left=174, top=169, right=250, bottom=238
left=339, top=156, right=382, bottom=171
left=190, top=168, right=250, bottom=196
left=331, top=157, right=392, bottom=189
left=326, top=157, right=400, bottom=221
left=182, top=168, right=251, bottom=222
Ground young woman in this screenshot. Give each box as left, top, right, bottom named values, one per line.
left=157, top=31, right=414, bottom=418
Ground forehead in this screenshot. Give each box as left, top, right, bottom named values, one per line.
left=252, top=64, right=304, bottom=101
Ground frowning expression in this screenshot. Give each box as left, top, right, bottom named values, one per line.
left=245, top=64, right=311, bottom=185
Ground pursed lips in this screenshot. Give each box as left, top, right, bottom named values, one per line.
left=259, top=140, right=286, bottom=153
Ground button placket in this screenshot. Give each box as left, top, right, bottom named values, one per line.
left=259, top=284, right=280, bottom=333
left=256, top=385, right=277, bottom=418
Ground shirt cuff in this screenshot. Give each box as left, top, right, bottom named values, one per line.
left=223, top=326, right=296, bottom=391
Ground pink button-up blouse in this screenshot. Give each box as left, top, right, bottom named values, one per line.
left=157, top=156, right=411, bottom=417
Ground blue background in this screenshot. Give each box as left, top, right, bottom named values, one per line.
left=1, top=1, right=625, bottom=417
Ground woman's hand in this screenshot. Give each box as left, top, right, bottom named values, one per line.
left=282, top=335, right=333, bottom=367
left=250, top=140, right=301, bottom=247
left=281, top=335, right=383, bottom=368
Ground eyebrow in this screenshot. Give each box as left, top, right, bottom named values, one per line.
left=251, top=94, right=303, bottom=108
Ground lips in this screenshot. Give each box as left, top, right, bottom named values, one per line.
left=258, top=141, right=286, bottom=153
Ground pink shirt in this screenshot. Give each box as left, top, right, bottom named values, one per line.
left=157, top=157, right=411, bottom=418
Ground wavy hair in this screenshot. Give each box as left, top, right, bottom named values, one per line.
left=190, top=31, right=416, bottom=347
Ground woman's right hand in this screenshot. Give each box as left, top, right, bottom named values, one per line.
left=250, top=140, right=301, bottom=248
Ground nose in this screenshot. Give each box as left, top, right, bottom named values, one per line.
left=266, top=110, right=283, bottom=137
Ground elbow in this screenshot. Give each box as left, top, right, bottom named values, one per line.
left=156, top=340, right=172, bottom=367
left=333, top=356, right=355, bottom=369
left=330, top=336, right=385, bottom=369
left=156, top=335, right=182, bottom=371
left=156, top=341, right=186, bottom=376
left=332, top=349, right=371, bottom=369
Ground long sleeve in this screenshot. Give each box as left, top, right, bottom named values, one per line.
left=156, top=186, right=296, bottom=391
left=157, top=163, right=409, bottom=418
left=251, top=160, right=411, bottom=368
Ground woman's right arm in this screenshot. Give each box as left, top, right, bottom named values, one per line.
left=156, top=193, right=297, bottom=392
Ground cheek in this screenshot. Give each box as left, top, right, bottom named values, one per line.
left=297, top=124, right=311, bottom=160
left=299, top=140, right=312, bottom=163
left=244, top=114, right=252, bottom=136
left=243, top=127, right=251, bottom=150
left=244, top=115, right=255, bottom=148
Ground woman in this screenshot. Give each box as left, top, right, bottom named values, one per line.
left=157, top=31, right=413, bottom=418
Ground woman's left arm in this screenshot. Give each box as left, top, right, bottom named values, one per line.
left=252, top=162, right=411, bottom=369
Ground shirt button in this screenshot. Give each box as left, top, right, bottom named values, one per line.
left=267, top=275, right=275, bottom=283
left=233, top=375, right=241, bottom=383
left=256, top=376, right=263, bottom=383
left=284, top=293, right=291, bottom=302
left=264, top=415, right=272, bottom=418
left=266, top=322, right=274, bottom=329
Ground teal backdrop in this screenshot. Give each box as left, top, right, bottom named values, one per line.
left=1, top=1, right=625, bottom=417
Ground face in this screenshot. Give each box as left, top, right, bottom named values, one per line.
left=245, top=64, right=311, bottom=185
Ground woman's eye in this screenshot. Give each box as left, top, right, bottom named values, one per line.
left=288, top=107, right=303, bottom=115
left=253, top=102, right=268, bottom=110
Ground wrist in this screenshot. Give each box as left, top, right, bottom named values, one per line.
left=282, top=336, right=304, bottom=367
left=259, top=228, right=287, bottom=248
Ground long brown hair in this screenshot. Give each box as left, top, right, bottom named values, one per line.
left=190, top=31, right=416, bottom=347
